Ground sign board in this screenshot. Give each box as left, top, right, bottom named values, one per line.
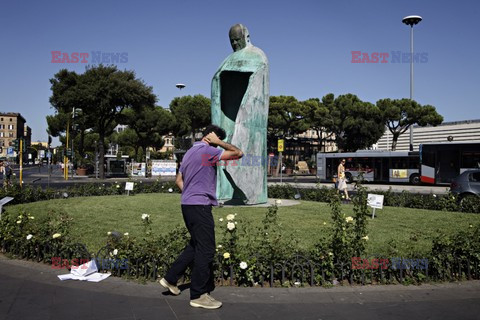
left=367, top=194, right=384, bottom=209
left=0, top=197, right=14, bottom=220
left=151, top=160, right=176, bottom=176
left=7, top=147, right=14, bottom=156
left=39, top=150, right=45, bottom=158
left=277, top=139, right=284, bottom=152
left=125, top=182, right=134, bottom=191
left=131, top=162, right=146, bottom=176
left=391, top=169, right=407, bottom=179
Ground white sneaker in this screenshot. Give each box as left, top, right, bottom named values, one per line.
left=159, top=278, right=181, bottom=295
left=190, top=293, right=222, bottom=309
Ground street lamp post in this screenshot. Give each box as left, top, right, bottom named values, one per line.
left=402, top=15, right=422, bottom=152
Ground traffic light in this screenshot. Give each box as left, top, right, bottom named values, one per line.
left=12, top=139, right=19, bottom=152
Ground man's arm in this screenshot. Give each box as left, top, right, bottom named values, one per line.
left=204, top=132, right=243, bottom=160
left=176, top=172, right=183, bottom=192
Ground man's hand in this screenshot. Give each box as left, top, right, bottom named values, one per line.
left=204, top=132, right=221, bottom=145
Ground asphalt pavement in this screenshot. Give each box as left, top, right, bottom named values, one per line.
left=12, top=165, right=449, bottom=195
left=1, top=254, right=479, bottom=320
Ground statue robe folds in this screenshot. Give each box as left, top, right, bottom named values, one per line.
left=211, top=46, right=269, bottom=205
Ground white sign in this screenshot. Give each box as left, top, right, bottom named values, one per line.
left=125, top=182, right=134, bottom=191
left=131, top=162, right=146, bottom=176
left=151, top=160, right=176, bottom=176
left=39, top=150, right=45, bottom=158
left=367, top=194, right=384, bottom=209
left=0, top=196, right=14, bottom=220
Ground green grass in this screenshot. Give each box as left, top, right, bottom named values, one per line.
left=5, top=193, right=480, bottom=255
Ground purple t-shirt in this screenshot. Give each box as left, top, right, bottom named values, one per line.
left=180, top=141, right=224, bottom=205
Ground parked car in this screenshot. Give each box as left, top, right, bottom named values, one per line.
left=450, top=169, right=480, bottom=201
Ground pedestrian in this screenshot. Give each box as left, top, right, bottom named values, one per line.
left=159, top=124, right=243, bottom=309
left=337, top=158, right=350, bottom=200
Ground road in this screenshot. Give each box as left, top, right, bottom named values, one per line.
left=8, top=165, right=450, bottom=195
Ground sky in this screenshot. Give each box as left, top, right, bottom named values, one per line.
left=1, top=0, right=479, bottom=145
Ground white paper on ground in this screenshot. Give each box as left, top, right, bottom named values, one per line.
left=58, top=259, right=111, bottom=282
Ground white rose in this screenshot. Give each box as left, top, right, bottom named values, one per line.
left=345, top=216, right=354, bottom=223
left=362, top=235, right=369, bottom=241
left=107, top=231, right=112, bottom=235
left=239, top=261, right=248, bottom=270
left=217, top=245, right=222, bottom=248
left=219, top=218, right=224, bottom=222
left=227, top=222, right=235, bottom=231
left=16, top=221, right=21, bottom=224
left=168, top=188, right=173, bottom=193
left=52, top=233, right=61, bottom=239
left=226, top=214, right=235, bottom=221
left=141, top=213, right=149, bottom=220
left=223, top=252, right=230, bottom=259
left=26, top=234, right=33, bottom=240
left=113, top=249, right=118, bottom=255
left=124, top=232, right=129, bottom=236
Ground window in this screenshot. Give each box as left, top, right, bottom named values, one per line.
left=9, top=118, right=12, bottom=122
left=8, top=124, right=14, bottom=130
left=8, top=132, right=13, bottom=137
left=0, top=132, right=3, bottom=137
left=470, top=172, right=480, bottom=182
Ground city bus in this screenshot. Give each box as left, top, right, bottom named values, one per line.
left=420, top=142, right=480, bottom=185
left=316, top=150, right=421, bottom=184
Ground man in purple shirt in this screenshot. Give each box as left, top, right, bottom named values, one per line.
left=159, top=125, right=243, bottom=309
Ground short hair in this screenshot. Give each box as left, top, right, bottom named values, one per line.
left=202, top=124, right=226, bottom=141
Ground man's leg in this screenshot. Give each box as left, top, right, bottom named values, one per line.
left=163, top=206, right=196, bottom=285
left=189, top=205, right=216, bottom=300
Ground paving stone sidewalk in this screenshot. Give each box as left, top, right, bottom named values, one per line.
left=1, top=254, right=479, bottom=320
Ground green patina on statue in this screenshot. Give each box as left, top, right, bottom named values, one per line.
left=211, top=24, right=269, bottom=205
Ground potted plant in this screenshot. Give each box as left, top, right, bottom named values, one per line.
left=284, top=158, right=294, bottom=175
left=76, top=158, right=89, bottom=176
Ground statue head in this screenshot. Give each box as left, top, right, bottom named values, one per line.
left=229, top=24, right=251, bottom=52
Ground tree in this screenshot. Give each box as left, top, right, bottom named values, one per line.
left=169, top=95, right=210, bottom=145
left=118, top=106, right=173, bottom=159
left=49, top=65, right=156, bottom=178
left=377, top=98, right=443, bottom=151
left=303, top=98, right=335, bottom=152
left=268, top=96, right=310, bottom=152
left=323, top=94, right=385, bottom=152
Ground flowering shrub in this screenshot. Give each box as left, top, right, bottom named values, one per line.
left=1, top=188, right=480, bottom=286
left=0, top=209, right=83, bottom=263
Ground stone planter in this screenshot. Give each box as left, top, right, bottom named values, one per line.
left=76, top=168, right=88, bottom=176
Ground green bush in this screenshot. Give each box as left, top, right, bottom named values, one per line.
left=268, top=185, right=480, bottom=213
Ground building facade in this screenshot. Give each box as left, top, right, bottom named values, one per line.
left=0, top=112, right=26, bottom=158
left=374, top=119, right=480, bottom=151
